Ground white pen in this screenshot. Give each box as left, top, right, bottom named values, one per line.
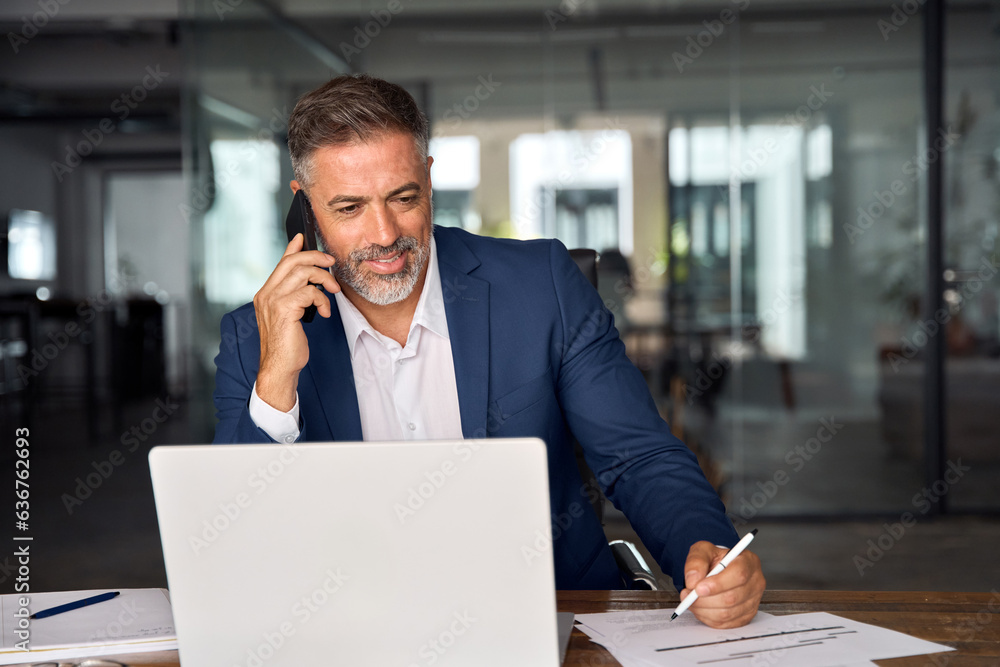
left=670, top=528, right=758, bottom=621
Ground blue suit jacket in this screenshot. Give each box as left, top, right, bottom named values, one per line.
left=213, top=226, right=737, bottom=589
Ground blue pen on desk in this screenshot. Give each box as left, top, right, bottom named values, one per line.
left=30, top=591, right=120, bottom=620
left=671, top=529, right=758, bottom=621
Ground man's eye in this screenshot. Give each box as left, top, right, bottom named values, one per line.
left=338, top=204, right=359, bottom=214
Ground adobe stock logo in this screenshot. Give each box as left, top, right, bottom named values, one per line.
left=50, top=66, right=171, bottom=181
left=62, top=397, right=180, bottom=514
left=436, top=75, right=502, bottom=134
left=884, top=256, right=998, bottom=372
left=671, top=0, right=751, bottom=73
left=843, top=125, right=960, bottom=244
left=188, top=445, right=303, bottom=555
left=877, top=0, right=925, bottom=41
left=407, top=611, right=478, bottom=667
left=234, top=567, right=350, bottom=667
left=392, top=441, right=485, bottom=524
left=853, top=459, right=970, bottom=576
left=7, top=0, right=71, bottom=54
left=728, top=417, right=844, bottom=527
left=335, top=0, right=410, bottom=63
left=546, top=0, right=589, bottom=31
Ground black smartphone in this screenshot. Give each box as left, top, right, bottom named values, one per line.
left=284, top=189, right=322, bottom=323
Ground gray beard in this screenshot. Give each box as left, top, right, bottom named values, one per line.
left=332, top=235, right=429, bottom=306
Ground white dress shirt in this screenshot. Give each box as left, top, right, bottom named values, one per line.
left=249, top=237, right=464, bottom=443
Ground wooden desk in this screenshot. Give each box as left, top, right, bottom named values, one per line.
left=561, top=590, right=999, bottom=666
left=38, top=590, right=999, bottom=666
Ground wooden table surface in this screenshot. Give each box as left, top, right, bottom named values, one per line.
left=559, top=590, right=1000, bottom=666
left=18, top=590, right=998, bottom=666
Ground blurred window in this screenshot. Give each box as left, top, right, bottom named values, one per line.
left=204, top=139, right=280, bottom=307
left=430, top=135, right=481, bottom=232
left=510, top=128, right=632, bottom=253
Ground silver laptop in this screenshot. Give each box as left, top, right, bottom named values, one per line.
left=149, top=439, right=562, bottom=666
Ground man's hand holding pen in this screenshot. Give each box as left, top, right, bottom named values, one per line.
left=677, top=531, right=766, bottom=629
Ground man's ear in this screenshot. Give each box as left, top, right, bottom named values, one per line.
left=290, top=180, right=301, bottom=194
left=425, top=156, right=433, bottom=188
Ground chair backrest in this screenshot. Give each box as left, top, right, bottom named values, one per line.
left=568, top=248, right=605, bottom=525
left=568, top=248, right=661, bottom=590
left=569, top=248, right=599, bottom=288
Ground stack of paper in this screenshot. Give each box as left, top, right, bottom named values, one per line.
left=574, top=607, right=954, bottom=666
left=0, top=588, right=177, bottom=665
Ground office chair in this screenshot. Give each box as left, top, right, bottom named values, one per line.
left=568, top=248, right=659, bottom=591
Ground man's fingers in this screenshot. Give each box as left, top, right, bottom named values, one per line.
left=253, top=240, right=339, bottom=399
left=685, top=550, right=766, bottom=629
left=288, top=250, right=336, bottom=271
left=310, top=264, right=341, bottom=297
left=288, top=266, right=341, bottom=315
left=280, top=233, right=334, bottom=273
left=257, top=261, right=334, bottom=313
left=683, top=541, right=719, bottom=591
left=308, top=285, right=332, bottom=319
left=695, top=551, right=761, bottom=597
left=691, top=596, right=760, bottom=629
left=265, top=252, right=336, bottom=292
left=678, top=540, right=766, bottom=629
left=284, top=232, right=305, bottom=256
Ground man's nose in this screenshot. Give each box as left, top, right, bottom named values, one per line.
left=367, top=205, right=401, bottom=250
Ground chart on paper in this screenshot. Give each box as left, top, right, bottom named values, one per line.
left=574, top=609, right=953, bottom=667
left=655, top=622, right=865, bottom=665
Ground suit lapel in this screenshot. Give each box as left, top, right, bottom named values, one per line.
left=301, top=227, right=489, bottom=442
left=435, top=228, right=490, bottom=440
left=302, top=303, right=364, bottom=440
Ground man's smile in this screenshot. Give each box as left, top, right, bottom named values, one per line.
left=364, top=250, right=408, bottom=274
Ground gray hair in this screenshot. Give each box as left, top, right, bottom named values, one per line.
left=287, top=74, right=429, bottom=190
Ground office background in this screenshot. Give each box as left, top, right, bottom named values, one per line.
left=0, top=0, right=998, bottom=594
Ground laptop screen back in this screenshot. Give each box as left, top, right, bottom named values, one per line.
left=149, top=439, right=559, bottom=667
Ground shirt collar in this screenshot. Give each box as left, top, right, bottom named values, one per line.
left=335, top=235, right=449, bottom=358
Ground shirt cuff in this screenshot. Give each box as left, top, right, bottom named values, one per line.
left=248, top=381, right=301, bottom=444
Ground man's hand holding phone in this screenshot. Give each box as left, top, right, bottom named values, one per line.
left=252, top=233, right=339, bottom=412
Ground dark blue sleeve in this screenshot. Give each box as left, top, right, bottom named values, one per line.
left=212, top=307, right=281, bottom=445
left=548, top=240, right=738, bottom=588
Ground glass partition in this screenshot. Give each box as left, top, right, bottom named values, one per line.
left=179, top=1, right=997, bottom=513
left=943, top=3, right=1000, bottom=511
left=180, top=0, right=349, bottom=439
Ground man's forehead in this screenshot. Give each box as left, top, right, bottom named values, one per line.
left=314, top=132, right=422, bottom=166
left=309, top=133, right=426, bottom=194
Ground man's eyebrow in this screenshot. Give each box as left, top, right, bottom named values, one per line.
left=386, top=182, right=422, bottom=199
left=326, top=193, right=370, bottom=207
left=325, top=182, right=422, bottom=208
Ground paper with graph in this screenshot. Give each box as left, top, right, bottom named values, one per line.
left=574, top=608, right=954, bottom=666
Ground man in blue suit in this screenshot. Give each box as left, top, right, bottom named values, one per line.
left=213, top=74, right=764, bottom=628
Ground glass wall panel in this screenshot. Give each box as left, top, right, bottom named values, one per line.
left=943, top=3, right=1000, bottom=511
left=178, top=1, right=996, bottom=516
left=342, top=4, right=936, bottom=517
left=180, top=0, right=349, bottom=439
left=509, top=129, right=631, bottom=249
left=429, top=135, right=482, bottom=231
left=658, top=11, right=929, bottom=518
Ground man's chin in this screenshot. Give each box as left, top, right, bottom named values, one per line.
left=359, top=287, right=414, bottom=307
left=347, top=268, right=417, bottom=306
left=340, top=241, right=429, bottom=307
